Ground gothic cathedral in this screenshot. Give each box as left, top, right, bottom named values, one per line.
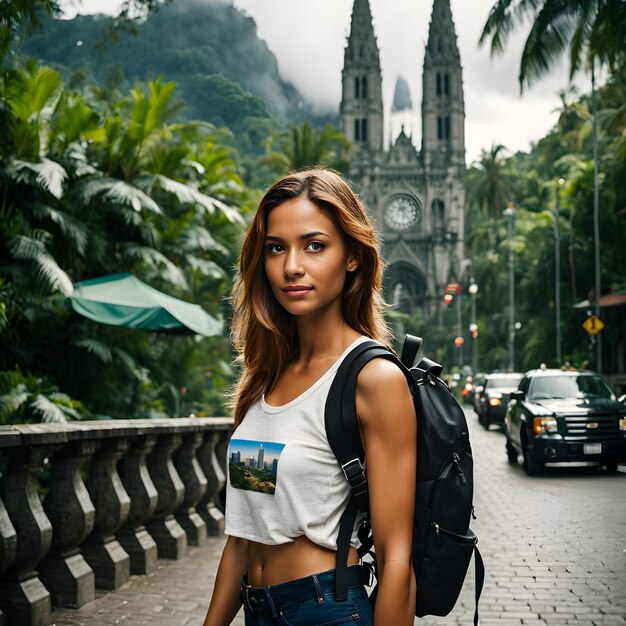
left=340, top=0, right=465, bottom=316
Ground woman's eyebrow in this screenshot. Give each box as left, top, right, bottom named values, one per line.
left=265, top=231, right=329, bottom=242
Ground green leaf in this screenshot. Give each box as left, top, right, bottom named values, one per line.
left=73, top=339, right=114, bottom=364
left=31, top=394, right=68, bottom=423
left=77, top=177, right=162, bottom=214
left=12, top=158, right=67, bottom=199
left=30, top=203, right=89, bottom=256
left=187, top=257, right=227, bottom=279
left=8, top=235, right=74, bottom=295
left=121, top=243, right=188, bottom=289
left=112, top=348, right=150, bottom=383
left=154, top=175, right=244, bottom=223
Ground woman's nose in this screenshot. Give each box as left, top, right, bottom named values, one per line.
left=283, top=250, right=304, bottom=277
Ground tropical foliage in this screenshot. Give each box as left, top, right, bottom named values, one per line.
left=461, top=65, right=626, bottom=375
left=0, top=55, right=258, bottom=424
left=0, top=1, right=354, bottom=424
left=480, top=0, right=626, bottom=89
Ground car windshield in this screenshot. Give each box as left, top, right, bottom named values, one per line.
left=487, top=376, right=522, bottom=389
left=528, top=375, right=615, bottom=401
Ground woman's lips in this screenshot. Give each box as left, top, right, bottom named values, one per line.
left=282, top=286, right=313, bottom=297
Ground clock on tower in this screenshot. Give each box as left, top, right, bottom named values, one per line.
left=383, top=196, right=421, bottom=231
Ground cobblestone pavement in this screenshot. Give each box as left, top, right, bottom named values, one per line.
left=51, top=408, right=626, bottom=626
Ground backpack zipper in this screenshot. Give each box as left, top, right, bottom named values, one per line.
left=430, top=522, right=478, bottom=545
left=452, top=452, right=467, bottom=485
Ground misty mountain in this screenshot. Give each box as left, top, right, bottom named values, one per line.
left=20, top=0, right=312, bottom=131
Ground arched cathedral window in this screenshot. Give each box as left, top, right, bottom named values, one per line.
left=362, top=76, right=368, bottom=98
left=438, top=116, right=451, bottom=140
left=354, top=77, right=360, bottom=99
left=354, top=119, right=368, bottom=142
left=432, top=199, right=445, bottom=233
left=444, top=73, right=450, bottom=95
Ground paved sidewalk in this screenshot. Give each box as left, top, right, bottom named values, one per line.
left=51, top=534, right=244, bottom=626
left=50, top=409, right=626, bottom=626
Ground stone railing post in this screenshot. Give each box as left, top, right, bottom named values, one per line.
left=0, top=428, right=20, bottom=626
left=0, top=438, right=62, bottom=626
left=146, top=432, right=187, bottom=559
left=38, top=438, right=98, bottom=608
left=117, top=434, right=158, bottom=575
left=215, top=429, right=230, bottom=512
left=0, top=493, right=17, bottom=626
left=81, top=436, right=131, bottom=590
left=196, top=431, right=225, bottom=535
left=0, top=417, right=233, bottom=623
left=173, top=430, right=207, bottom=546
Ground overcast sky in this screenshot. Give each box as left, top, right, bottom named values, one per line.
left=64, top=0, right=594, bottom=162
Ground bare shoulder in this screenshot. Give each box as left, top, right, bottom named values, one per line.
left=357, top=357, right=409, bottom=398
left=355, top=357, right=415, bottom=433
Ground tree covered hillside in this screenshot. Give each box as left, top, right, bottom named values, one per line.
left=21, top=0, right=308, bottom=132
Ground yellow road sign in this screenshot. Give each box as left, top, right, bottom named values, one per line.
left=583, top=315, right=604, bottom=335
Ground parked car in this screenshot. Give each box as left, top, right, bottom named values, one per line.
left=504, top=368, right=626, bottom=476
left=465, top=373, right=486, bottom=406
left=476, top=372, right=523, bottom=428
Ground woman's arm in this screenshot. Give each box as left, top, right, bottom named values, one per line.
left=202, top=535, right=248, bottom=626
left=356, top=359, right=417, bottom=626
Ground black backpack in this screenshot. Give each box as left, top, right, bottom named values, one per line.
left=324, top=334, right=484, bottom=625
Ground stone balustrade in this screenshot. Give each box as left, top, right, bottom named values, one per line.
left=0, top=417, right=233, bottom=626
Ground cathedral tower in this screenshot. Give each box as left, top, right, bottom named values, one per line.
left=421, top=0, right=466, bottom=289
left=339, top=0, right=466, bottom=316
left=339, top=0, right=384, bottom=157
left=421, top=0, right=465, bottom=173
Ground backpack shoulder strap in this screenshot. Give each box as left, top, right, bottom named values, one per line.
left=325, top=339, right=413, bottom=601
left=400, top=333, right=423, bottom=368
left=325, top=341, right=412, bottom=512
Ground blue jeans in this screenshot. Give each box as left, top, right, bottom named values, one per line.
left=241, top=565, right=374, bottom=626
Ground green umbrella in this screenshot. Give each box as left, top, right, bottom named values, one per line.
left=69, top=273, right=222, bottom=336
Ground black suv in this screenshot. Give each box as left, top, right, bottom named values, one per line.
left=476, top=372, right=523, bottom=428
left=504, top=368, right=626, bottom=475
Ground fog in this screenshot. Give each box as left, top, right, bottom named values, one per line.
left=233, top=0, right=594, bottom=162
left=64, top=0, right=594, bottom=162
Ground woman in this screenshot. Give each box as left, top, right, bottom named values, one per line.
left=203, top=168, right=416, bottom=626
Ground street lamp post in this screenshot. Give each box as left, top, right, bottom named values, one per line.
left=469, top=281, right=478, bottom=375
left=591, top=60, right=602, bottom=374
left=503, top=202, right=516, bottom=372
left=555, top=178, right=564, bottom=365
left=456, top=288, right=463, bottom=369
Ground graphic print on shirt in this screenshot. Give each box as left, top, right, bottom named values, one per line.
left=228, top=439, right=286, bottom=495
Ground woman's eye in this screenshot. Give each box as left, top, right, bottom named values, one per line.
left=307, top=241, right=324, bottom=252
left=268, top=244, right=284, bottom=254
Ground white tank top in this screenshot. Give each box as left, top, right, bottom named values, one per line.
left=224, top=336, right=370, bottom=550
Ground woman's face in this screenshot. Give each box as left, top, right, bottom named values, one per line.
left=264, top=196, right=357, bottom=319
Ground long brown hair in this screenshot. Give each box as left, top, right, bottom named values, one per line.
left=229, top=168, right=391, bottom=424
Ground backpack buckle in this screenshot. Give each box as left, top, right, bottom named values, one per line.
left=341, top=458, right=367, bottom=491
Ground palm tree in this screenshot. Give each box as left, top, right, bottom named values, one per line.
left=480, top=0, right=625, bottom=373
left=260, top=120, right=351, bottom=176
left=1, top=61, right=247, bottom=420
left=466, top=144, right=516, bottom=252
left=479, top=0, right=626, bottom=90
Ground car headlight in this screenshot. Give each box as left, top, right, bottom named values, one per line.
left=620, top=417, right=626, bottom=431
left=533, top=417, right=558, bottom=434
left=488, top=397, right=501, bottom=406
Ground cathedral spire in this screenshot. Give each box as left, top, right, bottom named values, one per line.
left=425, top=0, right=461, bottom=66
left=340, top=0, right=384, bottom=155
left=421, top=0, right=465, bottom=172
left=349, top=1, right=372, bottom=36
